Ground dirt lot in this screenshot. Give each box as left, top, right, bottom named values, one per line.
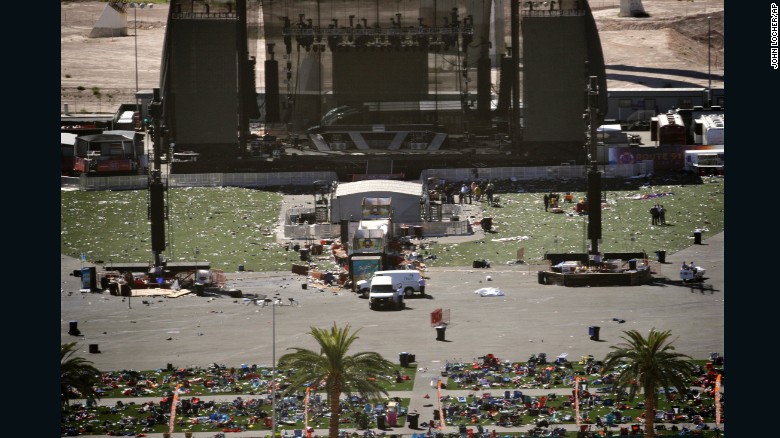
left=60, top=0, right=725, bottom=114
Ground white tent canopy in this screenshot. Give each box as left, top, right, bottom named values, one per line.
left=331, top=180, right=423, bottom=224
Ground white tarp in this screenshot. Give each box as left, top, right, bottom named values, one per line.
left=474, top=287, right=504, bottom=297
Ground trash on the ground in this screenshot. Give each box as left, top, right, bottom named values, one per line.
left=474, top=287, right=504, bottom=297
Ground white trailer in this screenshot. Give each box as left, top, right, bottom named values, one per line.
left=683, top=149, right=724, bottom=174
left=700, top=114, right=724, bottom=145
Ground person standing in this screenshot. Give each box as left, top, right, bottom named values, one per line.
left=460, top=184, right=468, bottom=205
left=659, top=205, right=666, bottom=225
left=543, top=194, right=549, bottom=211
left=485, top=181, right=495, bottom=204
left=650, top=204, right=659, bottom=225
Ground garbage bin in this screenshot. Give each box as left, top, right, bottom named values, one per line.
left=407, top=412, right=420, bottom=429
left=299, top=249, right=310, bottom=261
left=108, top=282, right=119, bottom=296
left=693, top=229, right=702, bottom=244
left=435, top=325, right=447, bottom=341
left=399, top=352, right=410, bottom=367
left=68, top=320, right=81, bottom=336
left=588, top=326, right=600, bottom=341
left=628, top=259, right=637, bottom=270
left=195, top=283, right=205, bottom=296
left=408, top=353, right=416, bottom=363
left=656, top=250, right=666, bottom=263
left=480, top=217, right=493, bottom=232
left=413, top=226, right=423, bottom=238
left=538, top=271, right=546, bottom=285
left=377, top=414, right=386, bottom=429
left=88, top=344, right=100, bottom=353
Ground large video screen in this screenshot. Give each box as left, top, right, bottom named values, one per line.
left=333, top=48, right=428, bottom=104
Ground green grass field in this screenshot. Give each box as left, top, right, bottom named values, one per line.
left=61, top=178, right=724, bottom=272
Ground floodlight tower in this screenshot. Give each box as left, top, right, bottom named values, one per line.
left=584, top=76, right=602, bottom=256
left=148, top=88, right=168, bottom=267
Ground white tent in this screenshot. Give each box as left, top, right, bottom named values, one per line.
left=330, top=180, right=423, bottom=224
left=89, top=2, right=129, bottom=38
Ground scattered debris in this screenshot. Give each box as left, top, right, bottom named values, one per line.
left=474, top=287, right=504, bottom=297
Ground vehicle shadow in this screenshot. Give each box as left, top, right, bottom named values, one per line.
left=648, top=277, right=719, bottom=294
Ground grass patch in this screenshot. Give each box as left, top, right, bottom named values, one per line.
left=61, top=179, right=724, bottom=271
left=61, top=187, right=291, bottom=271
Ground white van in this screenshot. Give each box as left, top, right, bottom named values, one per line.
left=368, top=276, right=404, bottom=310
left=357, top=269, right=425, bottom=298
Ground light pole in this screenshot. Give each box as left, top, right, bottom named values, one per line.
left=128, top=3, right=153, bottom=119
left=265, top=293, right=281, bottom=438
left=707, top=16, right=712, bottom=107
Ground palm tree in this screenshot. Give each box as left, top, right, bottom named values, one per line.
left=278, top=323, right=396, bottom=438
left=601, top=329, right=697, bottom=437
left=61, top=342, right=102, bottom=406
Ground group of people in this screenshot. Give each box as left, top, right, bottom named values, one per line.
left=681, top=261, right=697, bottom=271
left=459, top=181, right=495, bottom=205
left=426, top=181, right=495, bottom=205
left=650, top=203, right=667, bottom=225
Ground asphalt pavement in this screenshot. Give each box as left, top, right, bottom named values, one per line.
left=61, top=228, right=724, bottom=437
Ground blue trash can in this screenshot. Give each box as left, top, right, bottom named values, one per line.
left=588, top=326, right=600, bottom=341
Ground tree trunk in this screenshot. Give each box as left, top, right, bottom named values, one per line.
left=329, top=384, right=342, bottom=438
left=644, top=391, right=655, bottom=438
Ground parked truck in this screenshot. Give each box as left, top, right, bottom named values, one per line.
left=367, top=275, right=405, bottom=311
left=357, top=269, right=425, bottom=298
